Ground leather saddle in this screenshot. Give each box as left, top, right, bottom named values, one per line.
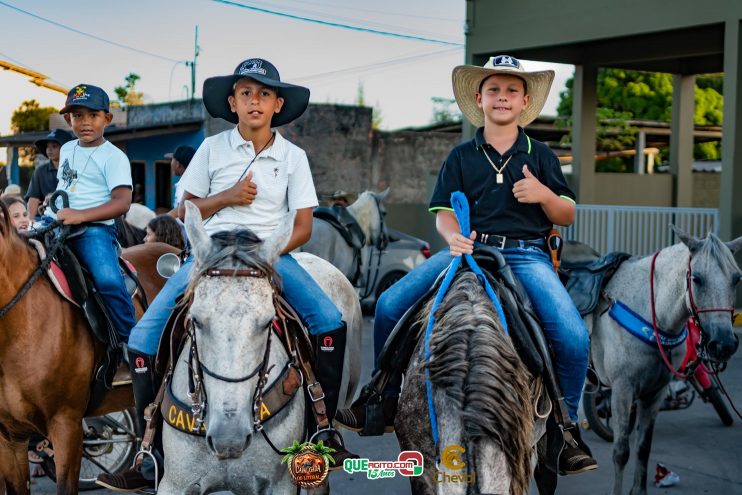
left=357, top=245, right=575, bottom=436
left=559, top=242, right=631, bottom=316
left=313, top=206, right=365, bottom=285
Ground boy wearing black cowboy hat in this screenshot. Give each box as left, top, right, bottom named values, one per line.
left=336, top=55, right=597, bottom=475
left=98, top=58, right=357, bottom=491
left=26, top=128, right=75, bottom=218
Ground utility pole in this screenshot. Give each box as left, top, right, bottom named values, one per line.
left=185, top=25, right=199, bottom=100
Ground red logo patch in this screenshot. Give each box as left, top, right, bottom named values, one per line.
left=320, top=336, right=334, bottom=352
left=134, top=357, right=148, bottom=373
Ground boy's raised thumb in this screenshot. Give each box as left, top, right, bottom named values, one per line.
left=243, top=170, right=253, bottom=182
left=522, top=165, right=534, bottom=178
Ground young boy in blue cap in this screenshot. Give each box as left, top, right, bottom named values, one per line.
left=98, top=58, right=357, bottom=491
left=27, top=128, right=75, bottom=218
left=52, top=84, right=137, bottom=343
left=336, top=55, right=598, bottom=475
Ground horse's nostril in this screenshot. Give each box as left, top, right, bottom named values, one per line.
left=243, top=434, right=252, bottom=452
left=206, top=435, right=216, bottom=454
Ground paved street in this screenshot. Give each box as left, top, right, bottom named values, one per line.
left=32, top=318, right=742, bottom=494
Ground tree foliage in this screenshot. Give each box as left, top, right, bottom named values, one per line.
left=557, top=69, right=724, bottom=170
left=430, top=96, right=461, bottom=124
left=114, top=73, right=144, bottom=108
left=10, top=99, right=59, bottom=167
left=10, top=99, right=57, bottom=133
left=355, top=82, right=383, bottom=130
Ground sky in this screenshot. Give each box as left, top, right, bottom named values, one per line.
left=0, top=0, right=574, bottom=163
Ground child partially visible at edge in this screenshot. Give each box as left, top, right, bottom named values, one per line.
left=49, top=84, right=137, bottom=342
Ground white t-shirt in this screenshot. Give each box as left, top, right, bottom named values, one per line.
left=54, top=140, right=132, bottom=225
left=173, top=180, right=184, bottom=209
left=178, top=127, right=318, bottom=238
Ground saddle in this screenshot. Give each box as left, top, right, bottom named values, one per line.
left=142, top=294, right=327, bottom=444
left=313, top=206, right=365, bottom=285
left=28, top=230, right=144, bottom=397
left=357, top=245, right=574, bottom=436
left=559, top=246, right=632, bottom=316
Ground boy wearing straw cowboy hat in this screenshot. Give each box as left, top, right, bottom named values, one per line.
left=98, top=57, right=357, bottom=491
left=336, top=55, right=597, bottom=475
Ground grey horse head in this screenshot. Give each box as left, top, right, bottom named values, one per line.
left=673, top=226, right=742, bottom=363
left=184, top=201, right=296, bottom=459
left=347, top=188, right=389, bottom=246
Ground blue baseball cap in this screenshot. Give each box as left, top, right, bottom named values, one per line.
left=60, top=84, right=110, bottom=114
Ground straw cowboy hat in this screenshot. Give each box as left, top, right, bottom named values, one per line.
left=452, top=55, right=554, bottom=127
left=203, top=58, right=310, bottom=127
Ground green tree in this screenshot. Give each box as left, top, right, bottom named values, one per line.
left=10, top=99, right=57, bottom=133
left=557, top=69, right=724, bottom=169
left=114, top=73, right=144, bottom=108
left=430, top=96, right=461, bottom=124
left=10, top=99, right=58, bottom=167
left=355, top=82, right=383, bottom=130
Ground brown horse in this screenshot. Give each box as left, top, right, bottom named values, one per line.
left=0, top=205, right=178, bottom=495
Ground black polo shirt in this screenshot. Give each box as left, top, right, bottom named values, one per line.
left=429, top=127, right=575, bottom=240
left=25, top=162, right=59, bottom=201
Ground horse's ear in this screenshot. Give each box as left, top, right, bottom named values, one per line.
left=259, top=210, right=296, bottom=264
left=672, top=225, right=703, bottom=253
left=726, top=235, right=742, bottom=254
left=184, top=201, right=212, bottom=261
left=376, top=187, right=390, bottom=202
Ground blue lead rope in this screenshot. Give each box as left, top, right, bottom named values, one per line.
left=424, top=191, right=508, bottom=461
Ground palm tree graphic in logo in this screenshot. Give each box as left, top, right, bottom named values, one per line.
left=281, top=440, right=335, bottom=488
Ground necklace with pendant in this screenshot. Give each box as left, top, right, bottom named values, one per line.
left=69, top=143, right=101, bottom=192
left=481, top=147, right=513, bottom=184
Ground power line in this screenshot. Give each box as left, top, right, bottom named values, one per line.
left=293, top=46, right=461, bottom=83
left=211, top=0, right=463, bottom=46
left=0, top=1, right=184, bottom=63
left=276, top=0, right=463, bottom=24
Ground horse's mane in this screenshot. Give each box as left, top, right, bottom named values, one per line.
left=420, top=272, right=532, bottom=495
left=185, top=229, right=278, bottom=299
left=696, top=233, right=740, bottom=277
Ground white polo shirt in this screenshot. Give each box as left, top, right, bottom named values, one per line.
left=178, top=127, right=318, bottom=239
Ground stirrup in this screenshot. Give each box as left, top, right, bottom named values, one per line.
left=310, top=426, right=344, bottom=446
left=131, top=448, right=159, bottom=492
left=360, top=391, right=387, bottom=437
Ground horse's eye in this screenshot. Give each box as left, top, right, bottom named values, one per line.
left=733, top=273, right=742, bottom=287
left=692, top=275, right=704, bottom=286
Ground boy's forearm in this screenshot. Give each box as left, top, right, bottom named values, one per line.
left=27, top=198, right=41, bottom=219
left=71, top=196, right=131, bottom=223
left=178, top=192, right=231, bottom=221
left=436, top=210, right=462, bottom=244
left=282, top=208, right=313, bottom=253
left=540, top=192, right=576, bottom=226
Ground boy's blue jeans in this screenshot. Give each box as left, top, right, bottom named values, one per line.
left=128, top=253, right=344, bottom=355
left=373, top=245, right=589, bottom=421
left=66, top=224, right=137, bottom=341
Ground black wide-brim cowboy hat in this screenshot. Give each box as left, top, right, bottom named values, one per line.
left=34, top=128, right=75, bottom=157
left=203, top=58, right=310, bottom=127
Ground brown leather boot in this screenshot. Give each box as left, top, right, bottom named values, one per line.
left=95, top=464, right=154, bottom=492
left=334, top=394, right=398, bottom=433
left=559, top=427, right=598, bottom=475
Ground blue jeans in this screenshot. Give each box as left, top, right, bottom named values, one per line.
left=128, top=254, right=344, bottom=355
left=373, top=245, right=589, bottom=421
left=66, top=224, right=137, bottom=341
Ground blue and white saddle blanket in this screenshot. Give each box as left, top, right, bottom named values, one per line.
left=609, top=300, right=687, bottom=348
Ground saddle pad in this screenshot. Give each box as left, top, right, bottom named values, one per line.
left=27, top=238, right=79, bottom=306
left=609, top=300, right=687, bottom=348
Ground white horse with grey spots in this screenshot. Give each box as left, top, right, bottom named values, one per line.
left=156, top=202, right=362, bottom=495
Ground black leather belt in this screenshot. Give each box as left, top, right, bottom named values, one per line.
left=476, top=233, right=547, bottom=251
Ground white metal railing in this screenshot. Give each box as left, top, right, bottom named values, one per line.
left=558, top=205, right=719, bottom=256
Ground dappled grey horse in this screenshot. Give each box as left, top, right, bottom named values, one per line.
left=395, top=272, right=547, bottom=495
left=588, top=228, right=741, bottom=495
left=157, top=202, right=362, bottom=495
left=301, top=189, right=389, bottom=283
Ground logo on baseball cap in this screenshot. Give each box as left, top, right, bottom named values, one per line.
left=60, top=84, right=110, bottom=114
